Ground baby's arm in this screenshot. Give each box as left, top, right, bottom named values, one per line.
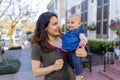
left=79, top=33, right=88, bottom=47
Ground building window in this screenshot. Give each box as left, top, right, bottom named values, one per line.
left=55, top=0, right=57, bottom=9
left=85, top=0, right=88, bottom=10
left=66, top=10, right=68, bottom=18
left=81, top=0, right=88, bottom=35
left=104, top=0, right=108, bottom=4
left=81, top=2, right=84, bottom=11
left=103, top=5, right=108, bottom=19
left=71, top=6, right=76, bottom=14
left=96, top=21, right=101, bottom=34
left=84, top=23, right=87, bottom=27
left=97, top=7, right=102, bottom=20
left=81, top=13, right=84, bottom=22
left=96, top=0, right=109, bottom=39
left=92, top=0, right=94, bottom=3
left=97, top=0, right=102, bottom=6
left=103, top=21, right=108, bottom=34
left=85, top=12, right=87, bottom=22
left=77, top=4, right=80, bottom=9
left=52, top=3, right=54, bottom=11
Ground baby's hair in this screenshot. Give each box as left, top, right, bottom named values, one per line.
left=69, top=14, right=81, bottom=23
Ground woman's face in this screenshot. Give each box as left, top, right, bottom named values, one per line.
left=46, top=16, right=60, bottom=37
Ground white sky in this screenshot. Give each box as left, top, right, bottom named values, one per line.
left=31, top=0, right=51, bottom=14
left=67, top=0, right=83, bottom=9
left=30, top=0, right=51, bottom=20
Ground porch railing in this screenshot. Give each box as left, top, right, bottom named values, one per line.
left=103, top=37, right=120, bottom=72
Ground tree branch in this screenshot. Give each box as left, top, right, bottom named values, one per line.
left=0, top=0, right=12, bottom=18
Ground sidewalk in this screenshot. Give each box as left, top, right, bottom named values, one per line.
left=0, top=47, right=44, bottom=80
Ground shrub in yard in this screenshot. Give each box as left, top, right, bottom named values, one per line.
left=88, top=40, right=109, bottom=55
left=0, top=59, right=21, bottom=74
left=8, top=46, right=22, bottom=50
left=26, top=31, right=32, bottom=35
left=61, top=24, right=65, bottom=32
left=8, top=43, right=22, bottom=50
left=88, top=40, right=116, bottom=55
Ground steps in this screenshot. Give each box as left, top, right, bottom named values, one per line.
left=106, top=64, right=120, bottom=76
left=83, top=66, right=109, bottom=80
left=100, top=59, right=120, bottom=80
left=114, top=59, right=120, bottom=66
left=100, top=71, right=120, bottom=80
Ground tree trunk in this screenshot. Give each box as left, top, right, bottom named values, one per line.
left=10, top=35, right=15, bottom=43
left=10, top=23, right=16, bottom=44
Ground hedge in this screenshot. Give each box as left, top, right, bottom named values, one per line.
left=8, top=46, right=22, bottom=50
left=88, top=40, right=113, bottom=55
left=0, top=59, right=21, bottom=74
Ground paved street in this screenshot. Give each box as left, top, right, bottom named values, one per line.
left=0, top=40, right=44, bottom=80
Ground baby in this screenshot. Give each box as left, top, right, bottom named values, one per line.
left=61, top=14, right=87, bottom=80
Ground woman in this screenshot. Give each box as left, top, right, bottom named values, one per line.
left=31, top=12, right=86, bottom=80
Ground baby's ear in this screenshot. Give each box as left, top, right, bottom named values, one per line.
left=79, top=22, right=81, bottom=26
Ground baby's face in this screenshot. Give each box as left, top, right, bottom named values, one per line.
left=67, top=16, right=81, bottom=31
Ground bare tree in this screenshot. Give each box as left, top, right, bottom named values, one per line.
left=0, top=0, right=39, bottom=62
left=1, top=0, right=38, bottom=45
left=8, top=0, right=38, bottom=47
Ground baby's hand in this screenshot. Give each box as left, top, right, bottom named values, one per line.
left=79, top=33, right=87, bottom=47
left=80, top=33, right=85, bottom=39
left=79, top=40, right=86, bottom=47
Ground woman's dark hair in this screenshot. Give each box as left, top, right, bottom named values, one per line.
left=31, top=12, right=58, bottom=53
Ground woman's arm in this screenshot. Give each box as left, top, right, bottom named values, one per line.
left=31, top=60, right=54, bottom=77
left=31, top=59, right=64, bottom=77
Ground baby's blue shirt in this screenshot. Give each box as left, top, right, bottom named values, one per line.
left=62, top=28, right=85, bottom=52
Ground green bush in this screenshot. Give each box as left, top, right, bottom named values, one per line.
left=0, top=59, right=21, bottom=74
left=88, top=40, right=116, bottom=55
left=88, top=40, right=109, bottom=55
left=8, top=43, right=22, bottom=50
left=26, top=31, right=32, bottom=35
left=61, top=24, right=65, bottom=32
left=8, top=46, right=22, bottom=50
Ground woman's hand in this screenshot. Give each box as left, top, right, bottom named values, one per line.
left=75, top=47, right=87, bottom=57
left=53, top=59, right=64, bottom=71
